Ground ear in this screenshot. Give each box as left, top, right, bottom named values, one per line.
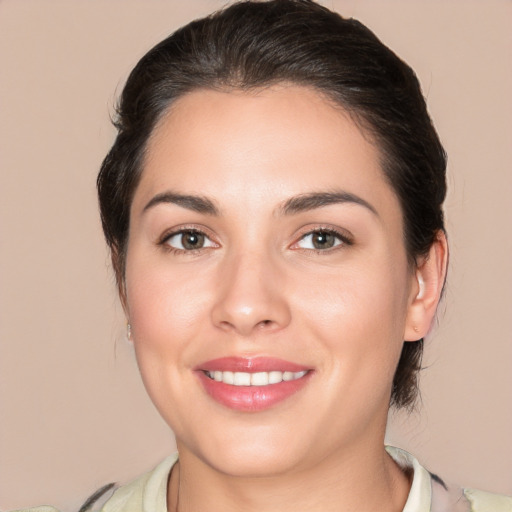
left=404, top=231, right=448, bottom=341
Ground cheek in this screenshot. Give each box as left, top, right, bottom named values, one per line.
left=125, top=256, right=213, bottom=362
left=295, top=259, right=410, bottom=374
left=124, top=257, right=216, bottom=425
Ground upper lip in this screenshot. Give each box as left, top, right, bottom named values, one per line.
left=195, top=357, right=310, bottom=373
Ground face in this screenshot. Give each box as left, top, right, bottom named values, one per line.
left=125, top=85, right=418, bottom=477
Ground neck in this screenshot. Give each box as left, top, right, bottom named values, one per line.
left=168, top=439, right=411, bottom=512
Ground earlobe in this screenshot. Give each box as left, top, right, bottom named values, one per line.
left=404, top=231, right=448, bottom=342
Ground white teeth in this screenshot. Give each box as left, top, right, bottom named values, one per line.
left=283, top=371, right=294, bottom=381
left=251, top=372, right=269, bottom=386
left=268, top=371, right=283, bottom=384
left=206, top=370, right=308, bottom=386
left=234, top=372, right=251, bottom=386
left=223, top=371, right=234, bottom=384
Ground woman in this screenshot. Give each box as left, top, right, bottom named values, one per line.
left=12, top=1, right=511, bottom=511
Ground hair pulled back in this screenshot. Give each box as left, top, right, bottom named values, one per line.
left=97, top=0, right=447, bottom=409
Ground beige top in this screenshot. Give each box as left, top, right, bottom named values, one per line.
left=12, top=447, right=512, bottom=512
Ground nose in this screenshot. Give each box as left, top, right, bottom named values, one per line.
left=211, top=250, right=291, bottom=337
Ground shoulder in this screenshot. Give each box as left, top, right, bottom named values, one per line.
left=386, top=445, right=512, bottom=512
left=463, top=488, right=512, bottom=512
left=100, top=453, right=177, bottom=512
left=7, top=454, right=178, bottom=512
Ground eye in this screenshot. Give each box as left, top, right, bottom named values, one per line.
left=295, top=229, right=349, bottom=250
left=163, top=229, right=216, bottom=251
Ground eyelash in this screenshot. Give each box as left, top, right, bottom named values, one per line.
left=158, top=226, right=218, bottom=255
left=157, top=226, right=353, bottom=255
left=292, top=227, right=354, bottom=253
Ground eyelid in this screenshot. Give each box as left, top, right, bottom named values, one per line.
left=157, top=224, right=220, bottom=251
left=290, top=225, right=354, bottom=250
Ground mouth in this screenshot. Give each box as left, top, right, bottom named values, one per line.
left=196, top=357, right=312, bottom=412
left=204, top=369, right=308, bottom=386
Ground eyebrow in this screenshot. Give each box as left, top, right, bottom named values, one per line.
left=142, top=190, right=377, bottom=218
left=142, top=192, right=219, bottom=215
left=279, top=191, right=378, bottom=216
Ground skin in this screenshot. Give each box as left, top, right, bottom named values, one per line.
left=123, top=85, right=447, bottom=512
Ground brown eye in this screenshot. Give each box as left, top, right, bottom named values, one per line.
left=181, top=231, right=205, bottom=249
left=164, top=230, right=215, bottom=251
left=311, top=231, right=336, bottom=249
left=296, top=229, right=347, bottom=251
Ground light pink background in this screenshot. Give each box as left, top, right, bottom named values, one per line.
left=1, top=1, right=511, bottom=509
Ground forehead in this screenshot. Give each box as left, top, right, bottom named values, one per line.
left=134, top=85, right=399, bottom=220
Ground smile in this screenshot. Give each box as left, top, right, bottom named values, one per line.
left=197, top=357, right=312, bottom=412
left=204, top=370, right=308, bottom=386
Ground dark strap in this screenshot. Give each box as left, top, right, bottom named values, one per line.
left=430, top=473, right=471, bottom=512
left=77, top=482, right=116, bottom=512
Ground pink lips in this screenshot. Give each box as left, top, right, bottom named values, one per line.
left=195, top=357, right=312, bottom=412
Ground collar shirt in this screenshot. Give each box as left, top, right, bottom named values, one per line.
left=12, top=447, right=512, bottom=512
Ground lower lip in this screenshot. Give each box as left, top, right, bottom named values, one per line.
left=197, top=371, right=312, bottom=412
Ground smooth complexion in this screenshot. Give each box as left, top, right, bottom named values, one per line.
left=124, top=85, right=447, bottom=512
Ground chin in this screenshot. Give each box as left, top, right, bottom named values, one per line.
left=179, top=423, right=312, bottom=478
left=208, top=446, right=304, bottom=478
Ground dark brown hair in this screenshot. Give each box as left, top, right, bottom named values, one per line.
left=97, top=0, right=447, bottom=409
